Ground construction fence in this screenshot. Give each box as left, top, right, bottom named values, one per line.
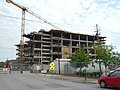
left=53, top=60, right=106, bottom=77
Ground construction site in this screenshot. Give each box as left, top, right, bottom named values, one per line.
left=5, top=0, right=106, bottom=72
left=15, top=29, right=106, bottom=71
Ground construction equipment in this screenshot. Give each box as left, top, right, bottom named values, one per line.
left=6, top=0, right=60, bottom=66
left=6, top=0, right=60, bottom=29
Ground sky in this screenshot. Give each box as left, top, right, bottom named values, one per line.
left=0, top=0, right=120, bottom=62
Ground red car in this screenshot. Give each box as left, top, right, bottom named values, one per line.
left=98, top=70, right=120, bottom=88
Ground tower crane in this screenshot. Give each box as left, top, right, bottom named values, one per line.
left=6, top=0, right=60, bottom=66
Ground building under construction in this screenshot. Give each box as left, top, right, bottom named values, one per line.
left=15, top=29, right=106, bottom=69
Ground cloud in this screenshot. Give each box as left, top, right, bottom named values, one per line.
left=0, top=2, right=2, bottom=6
left=0, top=0, right=120, bottom=61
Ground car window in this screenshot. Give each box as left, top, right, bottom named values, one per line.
left=110, top=71, right=120, bottom=77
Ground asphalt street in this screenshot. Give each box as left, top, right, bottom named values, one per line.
left=0, top=74, right=118, bottom=90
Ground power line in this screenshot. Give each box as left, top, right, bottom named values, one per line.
left=0, top=14, right=94, bottom=32
left=57, top=24, right=94, bottom=29
left=0, top=47, right=15, bottom=50
left=101, top=31, right=120, bottom=35
left=0, top=14, right=95, bottom=32
left=0, top=14, right=94, bottom=28
left=1, top=14, right=120, bottom=35
left=0, top=14, right=43, bottom=23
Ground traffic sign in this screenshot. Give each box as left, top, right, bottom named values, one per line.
left=50, top=62, right=55, bottom=67
left=50, top=67, right=55, bottom=70
left=50, top=62, right=55, bottom=71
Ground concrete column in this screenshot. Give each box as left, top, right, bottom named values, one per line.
left=41, top=34, right=43, bottom=65
left=50, top=33, right=53, bottom=61
left=70, top=34, right=72, bottom=55
left=86, top=35, right=89, bottom=53
left=32, top=34, right=35, bottom=63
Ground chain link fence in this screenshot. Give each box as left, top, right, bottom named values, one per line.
left=53, top=60, right=105, bottom=77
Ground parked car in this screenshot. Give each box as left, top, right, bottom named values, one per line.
left=98, top=70, right=120, bottom=88
left=0, top=68, right=10, bottom=74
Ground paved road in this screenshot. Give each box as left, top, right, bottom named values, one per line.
left=0, top=74, right=118, bottom=90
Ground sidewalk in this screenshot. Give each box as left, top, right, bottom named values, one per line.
left=36, top=73, right=98, bottom=84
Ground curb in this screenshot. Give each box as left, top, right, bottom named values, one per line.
left=49, top=75, right=98, bottom=84
left=34, top=73, right=98, bottom=84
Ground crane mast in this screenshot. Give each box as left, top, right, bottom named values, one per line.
left=20, top=10, right=25, bottom=64
left=6, top=0, right=60, bottom=67
left=6, top=0, right=26, bottom=66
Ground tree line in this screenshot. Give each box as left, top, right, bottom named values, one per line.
left=69, top=44, right=120, bottom=76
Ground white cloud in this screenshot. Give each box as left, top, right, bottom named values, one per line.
left=0, top=2, right=2, bottom=6
left=0, top=0, right=120, bottom=61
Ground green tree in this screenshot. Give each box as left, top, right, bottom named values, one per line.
left=70, top=48, right=91, bottom=72
left=0, top=62, right=5, bottom=68
left=111, top=52, right=120, bottom=68
left=93, top=44, right=115, bottom=75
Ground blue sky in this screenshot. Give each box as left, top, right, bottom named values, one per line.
left=0, top=0, right=120, bottom=61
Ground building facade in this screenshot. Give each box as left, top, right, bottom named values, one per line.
left=16, top=29, right=106, bottom=66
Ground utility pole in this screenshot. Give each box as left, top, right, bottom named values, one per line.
left=95, top=24, right=100, bottom=45
left=95, top=24, right=102, bottom=76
